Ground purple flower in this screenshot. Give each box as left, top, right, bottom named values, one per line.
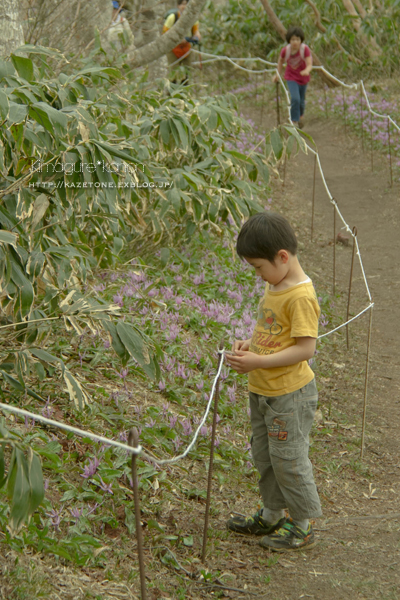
left=158, top=380, right=166, bottom=391
left=42, top=397, right=54, bottom=419
left=200, top=425, right=208, bottom=437
left=169, top=415, right=178, bottom=428
left=70, top=507, right=84, bottom=524
left=227, top=385, right=236, bottom=404
left=174, top=436, right=183, bottom=451
left=81, top=457, right=100, bottom=479
left=180, top=418, right=193, bottom=436
left=47, top=508, right=62, bottom=531
left=97, top=475, right=113, bottom=495
left=113, top=293, right=124, bottom=307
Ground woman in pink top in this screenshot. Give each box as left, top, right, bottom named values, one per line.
left=273, top=27, right=313, bottom=128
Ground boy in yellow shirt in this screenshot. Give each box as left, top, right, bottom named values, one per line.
left=226, top=212, right=322, bottom=551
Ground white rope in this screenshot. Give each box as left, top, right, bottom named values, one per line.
left=0, top=403, right=142, bottom=455
left=0, top=350, right=226, bottom=465
left=151, top=350, right=225, bottom=465
left=275, top=69, right=374, bottom=327
left=317, top=303, right=374, bottom=339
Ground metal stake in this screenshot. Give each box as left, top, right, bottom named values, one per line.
left=360, top=85, right=364, bottom=151
left=360, top=307, right=373, bottom=459
left=370, top=111, right=374, bottom=171
left=342, top=87, right=347, bottom=135
left=201, top=343, right=224, bottom=562
left=311, top=153, right=317, bottom=241
left=128, top=428, right=147, bottom=600
left=332, top=202, right=336, bottom=296
left=276, top=81, right=281, bottom=126
left=387, top=117, right=393, bottom=187
left=346, top=226, right=358, bottom=350
left=323, top=85, right=328, bottom=118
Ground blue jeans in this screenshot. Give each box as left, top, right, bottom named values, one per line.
left=249, top=379, right=322, bottom=520
left=287, top=80, right=307, bottom=123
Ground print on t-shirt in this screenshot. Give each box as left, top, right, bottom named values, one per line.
left=287, top=54, right=303, bottom=71
left=257, top=306, right=282, bottom=336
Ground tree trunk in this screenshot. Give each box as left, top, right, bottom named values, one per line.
left=342, top=0, right=382, bottom=55
left=353, top=0, right=367, bottom=18
left=140, top=0, right=167, bottom=80
left=0, top=0, right=24, bottom=56
left=128, top=0, right=207, bottom=69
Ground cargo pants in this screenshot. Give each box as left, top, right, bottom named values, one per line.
left=249, top=378, right=322, bottom=521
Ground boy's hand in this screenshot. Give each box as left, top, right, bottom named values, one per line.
left=232, top=338, right=251, bottom=353
left=225, top=350, right=262, bottom=374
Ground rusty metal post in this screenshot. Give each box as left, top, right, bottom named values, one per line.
left=360, top=85, right=364, bottom=151
left=311, top=153, right=317, bottom=241
left=276, top=81, right=281, bottom=126
left=370, top=111, right=374, bottom=171
left=360, top=307, right=373, bottom=459
left=342, top=87, right=347, bottom=135
left=323, top=85, right=328, bottom=118
left=332, top=202, right=336, bottom=296
left=387, top=117, right=393, bottom=187
left=346, top=226, right=358, bottom=350
left=128, top=429, right=147, bottom=600
left=201, top=343, right=224, bottom=562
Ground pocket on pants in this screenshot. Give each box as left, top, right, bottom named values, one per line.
left=265, top=400, right=298, bottom=445
left=269, top=441, right=302, bottom=461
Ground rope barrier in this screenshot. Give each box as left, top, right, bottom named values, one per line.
left=0, top=350, right=226, bottom=465
left=0, top=402, right=142, bottom=455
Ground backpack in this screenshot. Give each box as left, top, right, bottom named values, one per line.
left=284, top=43, right=306, bottom=61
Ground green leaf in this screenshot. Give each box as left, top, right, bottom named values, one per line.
left=0, top=446, right=5, bottom=488
left=29, top=102, right=69, bottom=133
left=160, top=247, right=170, bottom=267
left=183, top=535, right=193, bottom=547
left=31, top=194, right=50, bottom=229
left=270, top=129, right=283, bottom=160
left=0, top=230, right=18, bottom=248
left=7, top=102, right=28, bottom=125
left=8, top=448, right=31, bottom=535
left=147, top=519, right=165, bottom=532
left=11, top=54, right=34, bottom=81
left=30, top=348, right=64, bottom=370
left=1, top=371, right=25, bottom=392
left=27, top=448, right=44, bottom=516
left=63, top=370, right=90, bottom=409
left=103, top=322, right=129, bottom=363
left=0, top=90, right=10, bottom=120
left=116, top=322, right=158, bottom=380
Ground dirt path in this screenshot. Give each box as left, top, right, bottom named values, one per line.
left=224, top=106, right=400, bottom=600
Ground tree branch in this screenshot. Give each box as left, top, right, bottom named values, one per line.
left=304, top=0, right=362, bottom=65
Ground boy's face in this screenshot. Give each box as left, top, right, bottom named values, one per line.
left=179, top=1, right=188, bottom=12
left=289, top=35, right=302, bottom=52
left=245, top=253, right=289, bottom=286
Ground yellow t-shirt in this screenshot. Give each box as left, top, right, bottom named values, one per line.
left=248, top=280, right=320, bottom=397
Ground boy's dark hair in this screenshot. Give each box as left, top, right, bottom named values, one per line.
left=236, top=212, right=298, bottom=262
left=286, top=26, right=305, bottom=43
